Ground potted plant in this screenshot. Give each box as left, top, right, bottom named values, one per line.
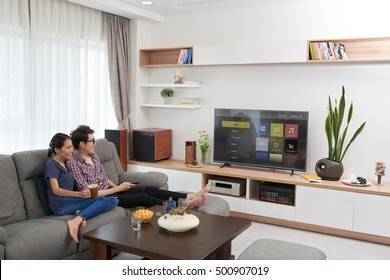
left=160, top=88, right=174, bottom=104
left=198, top=130, right=210, bottom=166
left=315, top=86, right=366, bottom=180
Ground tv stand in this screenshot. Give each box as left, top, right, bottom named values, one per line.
left=128, top=159, right=390, bottom=245
left=219, top=163, right=231, bottom=169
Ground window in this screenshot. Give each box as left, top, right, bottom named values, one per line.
left=0, top=0, right=116, bottom=154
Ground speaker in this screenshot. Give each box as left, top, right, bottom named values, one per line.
left=185, top=141, right=196, bottom=164
left=132, top=128, right=172, bottom=162
left=105, top=129, right=128, bottom=171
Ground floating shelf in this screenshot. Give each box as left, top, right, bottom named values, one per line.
left=141, top=104, right=202, bottom=109
left=140, top=46, right=193, bottom=67
left=140, top=83, right=202, bottom=88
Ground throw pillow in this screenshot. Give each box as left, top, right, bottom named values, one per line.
left=34, top=177, right=53, bottom=216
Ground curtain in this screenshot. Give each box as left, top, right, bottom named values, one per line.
left=105, top=13, right=131, bottom=130
left=0, top=0, right=30, bottom=153
left=0, top=0, right=117, bottom=154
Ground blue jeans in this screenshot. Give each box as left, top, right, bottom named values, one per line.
left=57, top=196, right=118, bottom=220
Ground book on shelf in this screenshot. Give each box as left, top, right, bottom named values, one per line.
left=180, top=97, right=200, bottom=105
left=299, top=173, right=321, bottom=181
left=178, top=48, right=192, bottom=64
left=309, top=41, right=348, bottom=61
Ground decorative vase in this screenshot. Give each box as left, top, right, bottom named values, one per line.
left=200, top=150, right=207, bottom=166
left=163, top=97, right=171, bottom=104
left=315, top=158, right=344, bottom=181
left=174, top=69, right=184, bottom=84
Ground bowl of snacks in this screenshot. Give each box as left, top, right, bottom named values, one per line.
left=132, top=209, right=154, bottom=223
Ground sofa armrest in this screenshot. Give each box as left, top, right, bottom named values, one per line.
left=119, top=171, right=168, bottom=189
left=0, top=226, right=8, bottom=244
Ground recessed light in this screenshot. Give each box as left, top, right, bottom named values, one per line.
left=141, top=1, right=153, bottom=4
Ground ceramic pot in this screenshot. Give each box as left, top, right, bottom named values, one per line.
left=163, top=97, right=171, bottom=104
left=315, top=158, right=344, bottom=181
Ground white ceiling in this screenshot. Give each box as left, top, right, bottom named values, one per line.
left=117, top=0, right=302, bottom=15
left=68, top=0, right=309, bottom=22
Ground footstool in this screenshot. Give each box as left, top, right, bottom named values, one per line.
left=237, top=238, right=326, bottom=260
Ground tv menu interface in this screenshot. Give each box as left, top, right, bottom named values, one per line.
left=214, top=109, right=309, bottom=171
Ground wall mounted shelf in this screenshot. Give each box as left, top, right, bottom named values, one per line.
left=140, top=104, right=202, bottom=109
left=140, top=83, right=202, bottom=88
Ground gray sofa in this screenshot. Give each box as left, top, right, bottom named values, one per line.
left=0, top=138, right=168, bottom=260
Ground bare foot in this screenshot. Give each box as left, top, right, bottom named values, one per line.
left=187, top=183, right=211, bottom=200
left=80, top=221, right=87, bottom=228
left=66, top=216, right=83, bottom=243
left=188, top=193, right=207, bottom=208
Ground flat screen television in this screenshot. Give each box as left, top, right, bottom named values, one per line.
left=213, top=108, right=309, bottom=172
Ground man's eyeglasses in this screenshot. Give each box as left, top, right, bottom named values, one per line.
left=86, top=138, right=96, bottom=144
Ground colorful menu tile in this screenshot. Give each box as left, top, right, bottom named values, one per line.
left=285, top=124, right=299, bottom=138
left=258, top=122, right=270, bottom=137
left=256, top=137, right=269, bottom=152
left=270, top=123, right=284, bottom=137
left=269, top=138, right=284, bottom=153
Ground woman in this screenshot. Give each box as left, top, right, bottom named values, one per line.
left=45, top=133, right=118, bottom=243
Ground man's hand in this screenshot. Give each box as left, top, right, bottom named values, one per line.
left=117, top=182, right=132, bottom=192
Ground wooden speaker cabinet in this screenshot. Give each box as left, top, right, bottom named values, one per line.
left=185, top=141, right=196, bottom=164
left=132, top=128, right=172, bottom=162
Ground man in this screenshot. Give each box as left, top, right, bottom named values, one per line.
left=66, top=125, right=209, bottom=208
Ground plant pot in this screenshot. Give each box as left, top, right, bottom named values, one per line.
left=163, top=97, right=171, bottom=104
left=315, top=158, right=344, bottom=181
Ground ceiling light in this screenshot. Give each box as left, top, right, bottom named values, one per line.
left=141, top=1, right=153, bottom=4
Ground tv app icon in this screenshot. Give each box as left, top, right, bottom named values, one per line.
left=285, top=139, right=298, bottom=153
left=258, top=122, right=270, bottom=137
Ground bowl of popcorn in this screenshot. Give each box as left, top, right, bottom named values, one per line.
left=132, top=209, right=154, bottom=223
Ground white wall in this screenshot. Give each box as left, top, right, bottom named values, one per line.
left=133, top=0, right=390, bottom=182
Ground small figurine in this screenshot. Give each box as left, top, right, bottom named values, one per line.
left=165, top=197, right=176, bottom=213
left=375, top=162, right=386, bottom=185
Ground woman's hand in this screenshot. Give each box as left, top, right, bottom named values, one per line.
left=79, top=189, right=91, bottom=198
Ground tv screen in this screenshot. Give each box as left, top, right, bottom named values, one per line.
left=213, top=108, right=309, bottom=172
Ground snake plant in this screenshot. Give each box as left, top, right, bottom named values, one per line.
left=325, top=86, right=366, bottom=163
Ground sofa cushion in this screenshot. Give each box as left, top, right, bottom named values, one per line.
left=3, top=218, right=77, bottom=259
left=0, top=245, right=4, bottom=260
left=34, top=177, right=53, bottom=216
left=119, top=171, right=169, bottom=188
left=11, top=150, right=49, bottom=219
left=0, top=227, right=7, bottom=244
left=0, top=155, right=27, bottom=227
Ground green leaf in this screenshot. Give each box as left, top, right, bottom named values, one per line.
left=325, top=114, right=333, bottom=159
left=324, top=86, right=365, bottom=163
left=340, top=122, right=366, bottom=162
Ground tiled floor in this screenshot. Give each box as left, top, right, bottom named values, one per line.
left=231, top=222, right=390, bottom=260
left=114, top=221, right=390, bottom=260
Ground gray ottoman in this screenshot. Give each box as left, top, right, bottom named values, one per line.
left=237, top=238, right=326, bottom=260
left=195, top=195, right=230, bottom=217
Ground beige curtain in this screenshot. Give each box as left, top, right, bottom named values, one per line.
left=105, top=13, right=131, bottom=129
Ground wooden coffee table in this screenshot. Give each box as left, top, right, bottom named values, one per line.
left=83, top=205, right=251, bottom=260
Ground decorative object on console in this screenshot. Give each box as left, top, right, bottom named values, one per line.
left=174, top=69, right=184, bottom=84
left=160, top=88, right=174, bottom=104
left=375, top=162, right=385, bottom=185
left=185, top=141, right=196, bottom=164
left=315, top=86, right=366, bottom=180
left=198, top=130, right=210, bottom=166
